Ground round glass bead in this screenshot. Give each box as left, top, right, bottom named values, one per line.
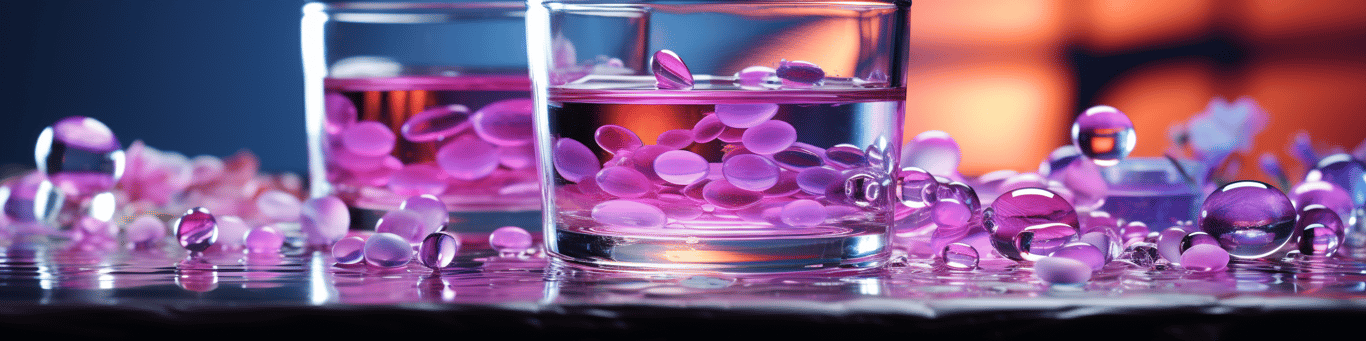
left=1291, top=180, right=1355, bottom=226
left=1306, top=153, right=1366, bottom=207
left=1070, top=105, right=1136, bottom=166
left=418, top=232, right=460, bottom=269
left=35, top=116, right=125, bottom=199
left=376, top=209, right=427, bottom=244
left=176, top=207, right=218, bottom=253
left=987, top=187, right=1079, bottom=261
left=1297, top=206, right=1345, bottom=256
left=400, top=195, right=450, bottom=237
left=215, top=215, right=251, bottom=249
left=1198, top=180, right=1296, bottom=259
left=1015, top=222, right=1079, bottom=261
left=940, top=242, right=979, bottom=270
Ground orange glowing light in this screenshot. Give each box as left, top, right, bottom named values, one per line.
left=1090, top=135, right=1116, bottom=154
left=724, top=18, right=860, bottom=78
left=1079, top=0, right=1214, bottom=52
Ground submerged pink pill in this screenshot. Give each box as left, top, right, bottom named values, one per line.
left=742, top=120, right=797, bottom=155
left=715, top=103, right=779, bottom=128
left=654, top=150, right=709, bottom=185
left=592, top=200, right=667, bottom=228
left=553, top=138, right=600, bottom=183
left=595, top=166, right=653, bottom=198
left=723, top=154, right=779, bottom=191
left=436, top=135, right=500, bottom=181
left=596, top=125, right=644, bottom=154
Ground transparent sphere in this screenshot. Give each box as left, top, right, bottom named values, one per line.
left=176, top=207, right=218, bottom=253
left=1070, top=105, right=1136, bottom=166
left=244, top=225, right=285, bottom=254
left=418, top=232, right=460, bottom=270
left=986, top=188, right=1079, bottom=261
left=1297, top=206, right=1345, bottom=256
left=1198, top=180, right=1296, bottom=259
left=1306, top=153, right=1366, bottom=208
left=35, top=116, right=125, bottom=199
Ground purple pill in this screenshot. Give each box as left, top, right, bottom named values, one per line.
left=702, top=180, right=764, bottom=209
left=176, top=207, right=218, bottom=253
left=780, top=199, right=827, bottom=227
left=1071, top=105, right=1136, bottom=166
left=595, top=125, right=644, bottom=154
left=499, top=144, right=536, bottom=170
left=772, top=142, right=826, bottom=171
left=723, top=154, right=780, bottom=191
left=824, top=144, right=867, bottom=169
left=987, top=187, right=1080, bottom=261
left=1050, top=242, right=1106, bottom=271
left=388, top=164, right=449, bottom=197
left=1180, top=231, right=1220, bottom=255
left=1181, top=244, right=1230, bottom=272
left=776, top=60, right=825, bottom=87
left=718, top=127, right=746, bottom=143
left=1015, top=222, right=1078, bottom=261
left=592, top=200, right=667, bottom=228
left=470, top=98, right=535, bottom=146
left=553, top=138, right=601, bottom=183
left=1297, top=206, right=1345, bottom=256
left=1199, top=180, right=1296, bottom=259
left=364, top=232, right=413, bottom=268
left=418, top=232, right=460, bottom=269
left=692, top=114, right=726, bottom=143
left=595, top=166, right=653, bottom=198
left=400, top=195, right=450, bottom=236
left=332, top=236, right=366, bottom=264
left=796, top=167, right=842, bottom=195
left=656, top=129, right=694, bottom=150
left=340, top=121, right=396, bottom=157
left=437, top=135, right=501, bottom=181
left=741, top=120, right=797, bottom=155
left=1035, top=256, right=1092, bottom=285
left=324, top=92, right=357, bottom=135
left=402, top=104, right=471, bottom=142
left=941, top=242, right=980, bottom=270
left=244, top=225, right=285, bottom=254
left=1078, top=231, right=1120, bottom=263
left=652, top=49, right=694, bottom=90
left=654, top=150, right=709, bottom=185
left=489, top=226, right=533, bottom=254
left=376, top=209, right=426, bottom=244
left=715, top=103, right=779, bottom=128
left=682, top=179, right=711, bottom=202
left=301, top=196, right=350, bottom=246
left=735, top=66, right=776, bottom=87
left=328, top=143, right=387, bottom=172
left=761, top=170, right=801, bottom=197
left=630, top=145, right=674, bottom=183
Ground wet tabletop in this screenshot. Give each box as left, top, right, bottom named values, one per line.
left=3, top=234, right=1366, bottom=339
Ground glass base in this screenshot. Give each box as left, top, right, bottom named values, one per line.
left=548, top=229, right=887, bottom=273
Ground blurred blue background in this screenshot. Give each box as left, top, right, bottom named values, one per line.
left=1, top=0, right=309, bottom=173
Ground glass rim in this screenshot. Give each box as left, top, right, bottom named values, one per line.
left=313, top=2, right=527, bottom=11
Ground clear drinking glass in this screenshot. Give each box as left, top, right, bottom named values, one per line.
left=302, top=2, right=540, bottom=232
left=529, top=0, right=911, bottom=272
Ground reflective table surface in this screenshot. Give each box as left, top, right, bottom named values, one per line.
left=4, top=233, right=1366, bottom=339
